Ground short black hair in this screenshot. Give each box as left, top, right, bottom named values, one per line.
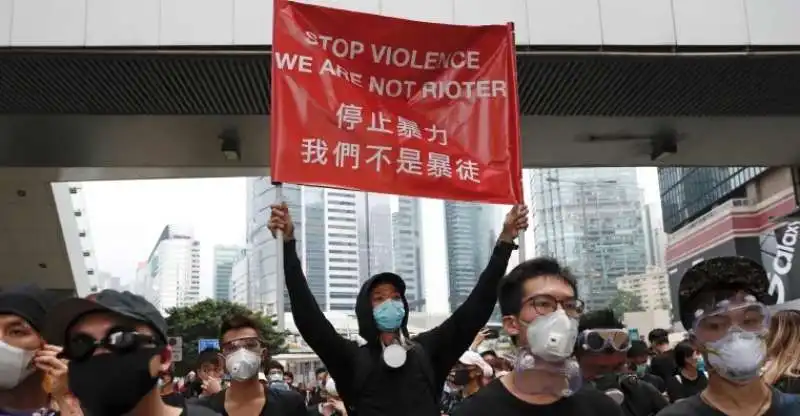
left=196, top=348, right=221, bottom=369
left=285, top=371, right=294, bottom=379
left=578, top=309, right=624, bottom=332
left=315, top=367, right=328, bottom=376
left=648, top=328, right=670, bottom=346
left=219, top=314, right=264, bottom=341
left=627, top=340, right=649, bottom=358
left=674, top=341, right=696, bottom=368
left=480, top=350, right=497, bottom=359
left=266, top=360, right=284, bottom=372
left=498, top=257, right=578, bottom=316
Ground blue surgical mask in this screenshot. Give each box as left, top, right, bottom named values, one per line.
left=635, top=364, right=648, bottom=377
left=373, top=299, right=405, bottom=332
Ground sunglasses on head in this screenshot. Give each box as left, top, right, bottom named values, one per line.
left=62, top=326, right=162, bottom=362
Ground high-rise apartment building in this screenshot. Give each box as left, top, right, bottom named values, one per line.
left=213, top=245, right=243, bottom=301
left=642, top=203, right=667, bottom=268
left=444, top=201, right=497, bottom=313
left=530, top=168, right=647, bottom=311
left=245, top=178, right=395, bottom=327
left=616, top=266, right=671, bottom=311
left=392, top=197, right=423, bottom=310
left=142, top=225, right=201, bottom=314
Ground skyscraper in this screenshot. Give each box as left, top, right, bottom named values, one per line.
left=392, top=197, right=424, bottom=310
left=245, top=178, right=396, bottom=326
left=143, top=225, right=201, bottom=314
left=444, top=201, right=497, bottom=313
left=530, top=168, right=647, bottom=311
left=213, top=245, right=243, bottom=301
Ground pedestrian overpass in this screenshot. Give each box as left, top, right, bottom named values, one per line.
left=2, top=0, right=800, bottom=292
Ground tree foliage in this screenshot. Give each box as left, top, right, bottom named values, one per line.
left=608, top=290, right=645, bottom=318
left=165, top=299, right=286, bottom=375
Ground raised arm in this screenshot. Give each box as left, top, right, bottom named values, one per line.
left=415, top=205, right=528, bottom=377
left=269, top=203, right=357, bottom=371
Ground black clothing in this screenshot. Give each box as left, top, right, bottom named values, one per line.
left=649, top=352, right=682, bottom=402
left=283, top=239, right=514, bottom=416
left=451, top=380, right=625, bottom=416
left=775, top=376, right=800, bottom=394
left=641, top=374, right=666, bottom=394
left=163, top=392, right=186, bottom=407
left=590, top=374, right=668, bottom=416
left=666, top=372, right=707, bottom=401
left=192, top=385, right=307, bottom=416
left=655, top=388, right=800, bottom=415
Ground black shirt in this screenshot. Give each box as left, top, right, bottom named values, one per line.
left=193, top=385, right=307, bottom=416
left=641, top=374, right=666, bottom=393
left=655, top=388, right=800, bottom=416
left=775, top=376, right=800, bottom=394
left=163, top=392, right=187, bottom=407
left=451, top=379, right=625, bottom=416
left=667, top=372, right=707, bottom=401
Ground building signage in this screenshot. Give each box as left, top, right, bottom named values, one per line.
left=759, top=221, right=800, bottom=305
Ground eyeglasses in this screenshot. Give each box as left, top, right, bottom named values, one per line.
left=526, top=294, right=584, bottom=318
left=579, top=329, right=631, bottom=352
left=221, top=337, right=263, bottom=355
left=63, top=327, right=161, bottom=362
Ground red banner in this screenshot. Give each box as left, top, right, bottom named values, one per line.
left=270, top=1, right=522, bottom=204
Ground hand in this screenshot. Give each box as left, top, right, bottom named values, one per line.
left=471, top=328, right=491, bottom=350
left=202, top=377, right=222, bottom=395
left=268, top=202, right=295, bottom=240
left=34, top=345, right=69, bottom=399
left=499, top=204, right=529, bottom=243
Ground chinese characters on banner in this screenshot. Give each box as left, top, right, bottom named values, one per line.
left=270, top=0, right=522, bottom=204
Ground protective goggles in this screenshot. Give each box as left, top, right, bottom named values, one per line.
left=578, top=329, right=631, bottom=353
left=692, top=296, right=769, bottom=343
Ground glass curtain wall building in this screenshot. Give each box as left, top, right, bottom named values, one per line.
left=530, top=168, right=647, bottom=311
left=213, top=245, right=243, bottom=301
left=444, top=201, right=497, bottom=313
left=659, top=167, right=768, bottom=233
left=392, top=197, right=424, bottom=311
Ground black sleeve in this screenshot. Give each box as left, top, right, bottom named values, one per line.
left=283, top=240, right=359, bottom=388
left=663, top=375, right=684, bottom=403
left=414, top=242, right=514, bottom=380
left=642, top=380, right=670, bottom=413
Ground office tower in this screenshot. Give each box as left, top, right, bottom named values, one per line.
left=213, top=245, right=243, bottom=301
left=642, top=203, right=668, bottom=268
left=392, top=197, right=424, bottom=310
left=444, top=201, right=497, bottom=313
left=143, top=225, right=201, bottom=314
left=530, top=168, right=647, bottom=311
left=364, top=194, right=394, bottom=277
left=230, top=249, right=249, bottom=305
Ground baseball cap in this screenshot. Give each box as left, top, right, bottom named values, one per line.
left=458, top=350, right=493, bottom=378
left=677, top=256, right=769, bottom=331
left=0, top=285, right=57, bottom=332
left=46, top=289, right=167, bottom=345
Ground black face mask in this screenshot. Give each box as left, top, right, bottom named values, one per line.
left=451, top=369, right=472, bottom=386
left=68, top=348, right=161, bottom=416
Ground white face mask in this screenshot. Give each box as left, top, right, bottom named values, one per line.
left=268, top=372, right=283, bottom=382
left=225, top=349, right=262, bottom=381
left=526, top=309, right=579, bottom=362
left=706, top=330, right=765, bottom=384
left=0, top=341, right=35, bottom=390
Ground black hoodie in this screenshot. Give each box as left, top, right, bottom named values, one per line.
left=283, top=239, right=514, bottom=416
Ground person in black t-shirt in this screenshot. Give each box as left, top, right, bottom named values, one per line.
left=627, top=340, right=666, bottom=394
left=647, top=329, right=680, bottom=402
left=161, top=370, right=187, bottom=407
left=185, top=349, right=225, bottom=399
left=656, top=257, right=800, bottom=416
left=666, top=342, right=707, bottom=402
left=576, top=309, right=669, bottom=416
left=452, top=257, right=623, bottom=416
left=192, top=314, right=306, bottom=416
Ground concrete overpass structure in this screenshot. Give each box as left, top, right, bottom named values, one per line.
left=2, top=0, right=800, bottom=292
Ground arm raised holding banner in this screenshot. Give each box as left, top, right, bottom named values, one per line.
left=268, top=202, right=358, bottom=382
left=414, top=205, right=529, bottom=385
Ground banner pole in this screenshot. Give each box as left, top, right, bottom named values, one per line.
left=273, top=181, right=286, bottom=331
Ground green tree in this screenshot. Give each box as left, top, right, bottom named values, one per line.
left=608, top=290, right=645, bottom=317
left=165, top=299, right=287, bottom=375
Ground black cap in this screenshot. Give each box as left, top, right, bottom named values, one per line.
left=46, top=290, right=167, bottom=345
left=0, top=285, right=57, bottom=332
left=677, top=256, right=769, bottom=331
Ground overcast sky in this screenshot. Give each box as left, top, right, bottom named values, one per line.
left=81, top=168, right=661, bottom=301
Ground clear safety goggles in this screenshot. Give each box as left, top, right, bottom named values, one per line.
left=578, top=329, right=631, bottom=353
left=692, top=296, right=770, bottom=343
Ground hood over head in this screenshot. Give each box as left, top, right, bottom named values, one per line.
left=355, top=272, right=410, bottom=346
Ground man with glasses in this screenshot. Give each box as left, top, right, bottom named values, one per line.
left=656, top=257, right=800, bottom=416
left=453, top=257, right=623, bottom=416
left=193, top=314, right=306, bottom=416
left=46, top=289, right=220, bottom=416
left=576, top=309, right=669, bottom=416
